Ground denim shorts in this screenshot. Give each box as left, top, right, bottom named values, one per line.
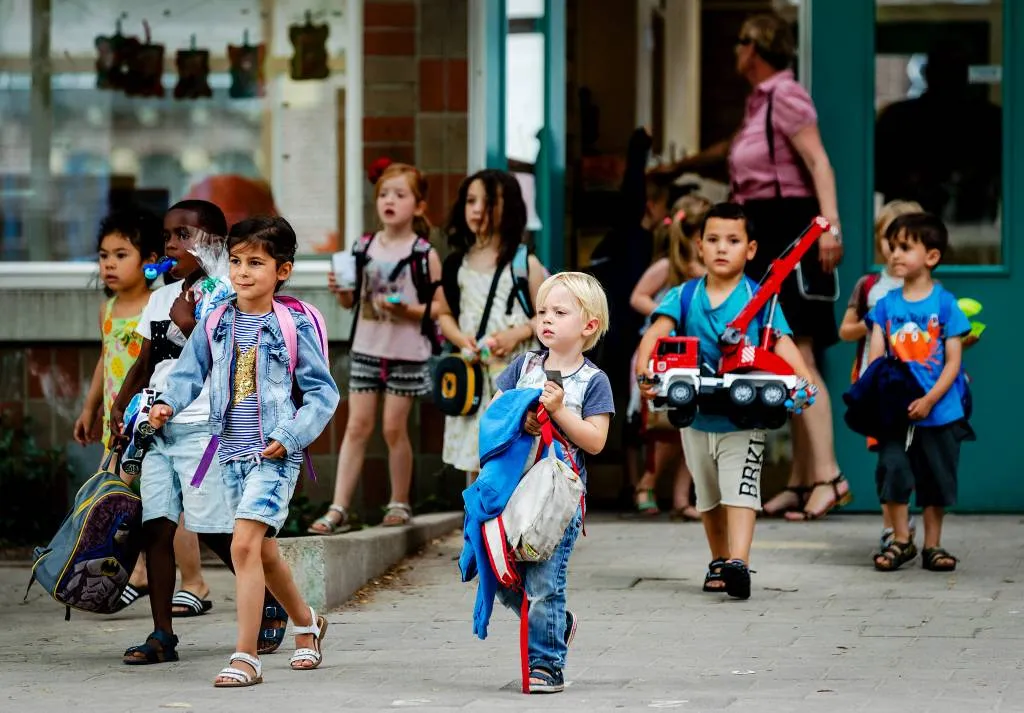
left=224, top=456, right=301, bottom=537
left=140, top=421, right=236, bottom=534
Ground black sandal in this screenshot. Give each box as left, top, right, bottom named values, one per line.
left=720, top=559, right=753, bottom=600
left=921, top=547, right=958, bottom=572
left=123, top=629, right=179, bottom=665
left=786, top=474, right=852, bottom=521
left=257, top=600, right=289, bottom=655
left=703, top=558, right=726, bottom=592
left=874, top=540, right=918, bottom=572
left=762, top=486, right=810, bottom=517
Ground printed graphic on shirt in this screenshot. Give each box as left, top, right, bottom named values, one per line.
left=887, top=314, right=943, bottom=372
left=233, top=343, right=258, bottom=405
left=360, top=260, right=410, bottom=323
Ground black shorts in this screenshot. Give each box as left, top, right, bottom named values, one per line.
left=875, top=421, right=973, bottom=508
left=742, top=196, right=839, bottom=350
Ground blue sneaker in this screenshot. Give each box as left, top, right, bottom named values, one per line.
left=528, top=666, right=564, bottom=694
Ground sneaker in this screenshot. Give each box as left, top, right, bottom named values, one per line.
left=528, top=666, right=565, bottom=694
left=564, top=610, right=578, bottom=647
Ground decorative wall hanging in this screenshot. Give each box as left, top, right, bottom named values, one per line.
left=123, top=20, right=165, bottom=97
left=289, top=11, right=329, bottom=81
left=228, top=30, right=265, bottom=99
left=95, top=18, right=135, bottom=90
left=174, top=35, right=213, bottom=100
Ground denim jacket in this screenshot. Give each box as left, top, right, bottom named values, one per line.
left=158, top=303, right=340, bottom=458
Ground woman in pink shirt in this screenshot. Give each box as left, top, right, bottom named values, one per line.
left=651, top=12, right=848, bottom=521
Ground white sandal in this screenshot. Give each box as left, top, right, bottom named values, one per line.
left=289, top=607, right=328, bottom=671
left=213, top=651, right=263, bottom=688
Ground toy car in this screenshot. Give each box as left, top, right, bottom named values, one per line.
left=120, top=388, right=158, bottom=476
left=648, top=217, right=831, bottom=430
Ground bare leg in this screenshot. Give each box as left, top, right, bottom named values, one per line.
left=702, top=505, right=730, bottom=561
left=381, top=393, right=415, bottom=505
left=308, top=392, right=379, bottom=533
left=260, top=538, right=318, bottom=667
left=128, top=553, right=148, bottom=588
left=921, top=506, right=945, bottom=550
left=172, top=517, right=209, bottom=614
left=725, top=506, right=757, bottom=565
left=762, top=423, right=809, bottom=514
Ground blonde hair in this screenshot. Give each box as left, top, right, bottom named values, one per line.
left=374, top=162, right=431, bottom=237
left=536, top=272, right=610, bottom=353
left=742, top=13, right=795, bottom=71
left=875, top=200, right=923, bottom=258
left=652, top=193, right=713, bottom=286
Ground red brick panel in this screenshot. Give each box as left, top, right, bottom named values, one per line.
left=363, top=116, right=416, bottom=143
left=364, top=1, right=417, bottom=28
left=363, top=144, right=416, bottom=170
left=364, top=29, right=416, bottom=56
left=446, top=58, right=468, bottom=112
left=26, top=347, right=52, bottom=399
left=419, top=58, right=445, bottom=112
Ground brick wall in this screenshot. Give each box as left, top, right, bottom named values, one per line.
left=362, top=0, right=469, bottom=232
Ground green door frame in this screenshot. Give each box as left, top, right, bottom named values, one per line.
left=811, top=0, right=1024, bottom=511
left=481, top=0, right=566, bottom=271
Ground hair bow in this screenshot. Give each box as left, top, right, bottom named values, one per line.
left=367, top=157, right=393, bottom=184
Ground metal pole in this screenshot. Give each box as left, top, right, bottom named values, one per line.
left=27, top=0, right=52, bottom=261
left=538, top=0, right=565, bottom=271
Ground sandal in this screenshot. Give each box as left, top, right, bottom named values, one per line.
left=784, top=474, right=852, bottom=522
left=761, top=486, right=810, bottom=517
left=119, top=584, right=149, bottom=609
left=635, top=488, right=660, bottom=516
left=214, top=652, right=262, bottom=688
left=669, top=505, right=701, bottom=522
left=123, top=629, right=179, bottom=665
left=921, top=547, right=958, bottom=572
left=874, top=540, right=918, bottom=572
left=171, top=589, right=212, bottom=617
left=289, top=607, right=328, bottom=671
left=258, top=599, right=289, bottom=655
left=307, top=505, right=352, bottom=535
left=703, top=558, right=727, bottom=593
left=720, top=559, right=753, bottom=600
left=382, top=502, right=413, bottom=527
left=528, top=666, right=565, bottom=694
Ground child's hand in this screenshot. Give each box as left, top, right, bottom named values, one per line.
left=635, top=367, right=659, bottom=400
left=109, top=404, right=126, bottom=447
left=261, top=440, right=287, bottom=459
left=170, top=288, right=197, bottom=332
left=785, top=378, right=818, bottom=414
left=457, top=333, right=479, bottom=352
left=148, top=404, right=174, bottom=430
left=908, top=396, right=935, bottom=421
left=489, top=329, right=521, bottom=358
left=378, top=298, right=411, bottom=319
left=540, top=381, right=565, bottom=415
left=72, top=409, right=97, bottom=446
left=523, top=410, right=541, bottom=436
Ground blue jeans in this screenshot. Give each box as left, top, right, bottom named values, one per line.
left=495, top=510, right=583, bottom=672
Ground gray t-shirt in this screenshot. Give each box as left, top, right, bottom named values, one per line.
left=495, top=350, right=615, bottom=485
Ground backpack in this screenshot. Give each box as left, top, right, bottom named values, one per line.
left=937, top=289, right=973, bottom=421
left=850, top=273, right=882, bottom=382
left=480, top=405, right=584, bottom=693
left=190, top=296, right=330, bottom=488
left=442, top=243, right=534, bottom=322
left=676, top=276, right=775, bottom=372
left=26, top=451, right=143, bottom=620
left=351, top=233, right=442, bottom=353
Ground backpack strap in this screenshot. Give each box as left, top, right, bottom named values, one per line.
left=441, top=252, right=463, bottom=321
left=857, top=273, right=881, bottom=319
left=348, top=233, right=376, bottom=343
left=505, top=244, right=535, bottom=318
left=274, top=296, right=329, bottom=363
left=677, top=278, right=701, bottom=330
left=204, top=303, right=231, bottom=352
left=271, top=301, right=299, bottom=374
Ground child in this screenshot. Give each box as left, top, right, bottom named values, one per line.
left=636, top=202, right=818, bottom=600
left=112, top=201, right=286, bottom=663
left=866, top=212, right=973, bottom=573
left=435, top=169, right=545, bottom=482
left=492, top=272, right=614, bottom=693
left=73, top=207, right=163, bottom=454
left=627, top=194, right=710, bottom=518
left=309, top=163, right=442, bottom=534
left=839, top=199, right=922, bottom=551
left=148, top=216, right=340, bottom=687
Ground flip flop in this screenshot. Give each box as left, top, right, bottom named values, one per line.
left=119, top=584, right=149, bottom=609
left=171, top=589, right=213, bottom=617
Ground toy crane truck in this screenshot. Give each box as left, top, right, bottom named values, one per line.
left=647, top=216, right=831, bottom=430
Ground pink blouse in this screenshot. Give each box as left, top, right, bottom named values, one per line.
left=728, top=69, right=817, bottom=203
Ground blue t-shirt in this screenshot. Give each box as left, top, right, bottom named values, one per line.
left=495, top=351, right=615, bottom=486
left=653, top=277, right=792, bottom=433
left=866, top=285, right=970, bottom=427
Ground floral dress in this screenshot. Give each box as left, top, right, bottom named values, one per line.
left=101, top=297, right=145, bottom=449
left=442, top=260, right=534, bottom=473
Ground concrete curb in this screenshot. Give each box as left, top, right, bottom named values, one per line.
left=278, top=511, right=463, bottom=612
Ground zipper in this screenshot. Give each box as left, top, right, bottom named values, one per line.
left=74, top=477, right=140, bottom=517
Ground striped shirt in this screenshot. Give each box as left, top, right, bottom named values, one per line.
left=219, top=311, right=270, bottom=463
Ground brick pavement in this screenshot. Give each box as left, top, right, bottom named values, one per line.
left=2, top=514, right=1023, bottom=712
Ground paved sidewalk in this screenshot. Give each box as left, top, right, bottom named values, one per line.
left=2, top=514, right=1024, bottom=712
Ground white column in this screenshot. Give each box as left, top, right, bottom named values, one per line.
left=345, top=0, right=364, bottom=248
left=663, top=0, right=700, bottom=160
left=467, top=0, right=488, bottom=173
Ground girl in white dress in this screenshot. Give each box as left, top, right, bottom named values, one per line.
left=435, top=170, right=546, bottom=479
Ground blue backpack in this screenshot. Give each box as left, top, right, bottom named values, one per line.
left=26, top=452, right=143, bottom=619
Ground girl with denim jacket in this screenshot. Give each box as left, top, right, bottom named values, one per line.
left=150, top=216, right=340, bottom=688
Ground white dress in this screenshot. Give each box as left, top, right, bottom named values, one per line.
left=442, top=260, right=534, bottom=472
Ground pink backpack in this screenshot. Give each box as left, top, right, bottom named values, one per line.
left=189, top=296, right=330, bottom=487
